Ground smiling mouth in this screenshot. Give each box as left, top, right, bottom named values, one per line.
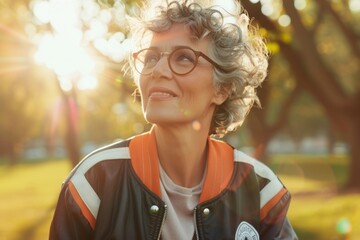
left=149, top=91, right=177, bottom=100
left=149, top=88, right=177, bottom=101
left=150, top=92, right=174, bottom=97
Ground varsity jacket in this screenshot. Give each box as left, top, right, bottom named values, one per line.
left=50, top=130, right=298, bottom=240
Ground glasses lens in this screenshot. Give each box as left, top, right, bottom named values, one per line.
left=134, top=49, right=159, bottom=75
left=169, top=48, right=197, bottom=75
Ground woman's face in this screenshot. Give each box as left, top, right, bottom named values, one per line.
left=138, top=23, right=225, bottom=129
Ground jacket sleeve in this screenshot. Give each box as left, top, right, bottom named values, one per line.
left=259, top=187, right=298, bottom=239
left=49, top=182, right=94, bottom=240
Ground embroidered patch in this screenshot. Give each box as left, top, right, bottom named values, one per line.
left=235, top=221, right=259, bottom=240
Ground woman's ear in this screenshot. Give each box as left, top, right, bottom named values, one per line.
left=213, top=90, right=229, bottom=105
left=213, top=85, right=230, bottom=105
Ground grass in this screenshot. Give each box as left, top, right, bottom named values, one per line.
left=0, top=160, right=71, bottom=240
left=271, top=154, right=360, bottom=240
left=289, top=193, right=360, bottom=240
left=0, top=154, right=359, bottom=240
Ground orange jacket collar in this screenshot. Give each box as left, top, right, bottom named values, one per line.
left=129, top=129, right=234, bottom=203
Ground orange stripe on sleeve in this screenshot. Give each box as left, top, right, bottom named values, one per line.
left=260, top=187, right=287, bottom=221
left=68, top=181, right=97, bottom=229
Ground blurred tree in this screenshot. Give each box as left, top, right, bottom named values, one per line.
left=241, top=0, right=360, bottom=190
left=27, top=0, right=143, bottom=166
left=0, top=0, right=144, bottom=166
left=0, top=1, right=58, bottom=163
left=77, top=70, right=146, bottom=146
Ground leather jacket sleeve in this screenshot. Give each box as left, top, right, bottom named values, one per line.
left=276, top=217, right=298, bottom=240
left=49, top=182, right=93, bottom=240
left=260, top=190, right=298, bottom=239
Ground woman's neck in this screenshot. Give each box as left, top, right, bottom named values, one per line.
left=154, top=124, right=209, bottom=188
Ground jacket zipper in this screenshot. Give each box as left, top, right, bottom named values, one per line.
left=193, top=207, right=199, bottom=240
left=157, top=204, right=167, bottom=240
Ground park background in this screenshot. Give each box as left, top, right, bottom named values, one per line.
left=0, top=0, right=359, bottom=239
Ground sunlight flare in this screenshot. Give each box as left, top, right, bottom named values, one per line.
left=34, top=32, right=98, bottom=91
left=31, top=0, right=132, bottom=91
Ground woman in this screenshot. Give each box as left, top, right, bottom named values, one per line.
left=50, top=0, right=297, bottom=239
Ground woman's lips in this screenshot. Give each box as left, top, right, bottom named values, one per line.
left=148, top=88, right=177, bottom=100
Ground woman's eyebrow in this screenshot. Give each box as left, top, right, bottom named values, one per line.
left=146, top=45, right=196, bottom=51
left=146, top=46, right=160, bottom=51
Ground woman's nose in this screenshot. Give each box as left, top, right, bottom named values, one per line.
left=151, top=55, right=173, bottom=80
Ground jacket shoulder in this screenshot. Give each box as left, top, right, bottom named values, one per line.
left=234, top=150, right=277, bottom=182
left=233, top=150, right=289, bottom=209
left=64, top=139, right=132, bottom=183
left=57, top=139, right=133, bottom=227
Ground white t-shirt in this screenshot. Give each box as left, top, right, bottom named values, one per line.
left=159, top=165, right=205, bottom=240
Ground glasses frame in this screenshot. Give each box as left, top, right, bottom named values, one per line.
left=132, top=46, right=225, bottom=76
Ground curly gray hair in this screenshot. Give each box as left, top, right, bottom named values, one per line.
left=129, top=0, right=268, bottom=137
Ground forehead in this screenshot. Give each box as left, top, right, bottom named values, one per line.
left=147, top=23, right=210, bottom=51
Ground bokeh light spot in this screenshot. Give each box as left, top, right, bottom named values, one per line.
left=349, top=0, right=360, bottom=13
left=192, top=121, right=201, bottom=131
left=294, top=0, right=307, bottom=10
left=278, top=15, right=291, bottom=27
left=336, top=218, right=352, bottom=235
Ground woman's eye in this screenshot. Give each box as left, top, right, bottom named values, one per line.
left=173, top=50, right=195, bottom=64
left=144, top=52, right=159, bottom=64
left=179, top=55, right=194, bottom=62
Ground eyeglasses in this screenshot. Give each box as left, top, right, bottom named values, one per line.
left=132, top=46, right=225, bottom=76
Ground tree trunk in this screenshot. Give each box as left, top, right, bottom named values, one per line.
left=63, top=92, right=80, bottom=167
left=343, top=115, right=360, bottom=190
left=53, top=72, right=81, bottom=167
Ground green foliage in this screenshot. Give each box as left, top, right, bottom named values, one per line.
left=77, top=81, right=146, bottom=144
left=314, top=15, right=360, bottom=95
left=287, top=92, right=328, bottom=140
left=0, top=41, right=59, bottom=160
left=265, top=54, right=296, bottom=125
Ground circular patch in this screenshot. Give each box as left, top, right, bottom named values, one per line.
left=235, top=221, right=259, bottom=240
